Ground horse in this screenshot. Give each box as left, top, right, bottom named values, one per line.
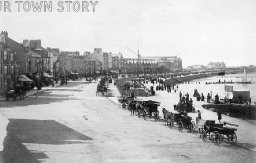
left=129, top=102, right=137, bottom=116
left=137, top=102, right=146, bottom=120
left=162, top=108, right=174, bottom=126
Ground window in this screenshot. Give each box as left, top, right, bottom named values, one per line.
left=4, top=65, right=8, bottom=75
left=0, top=63, right=2, bottom=74
left=10, top=53, right=14, bottom=61
left=10, top=66, right=14, bottom=74
left=3, top=51, right=7, bottom=60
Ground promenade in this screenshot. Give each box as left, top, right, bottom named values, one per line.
left=142, top=81, right=256, bottom=152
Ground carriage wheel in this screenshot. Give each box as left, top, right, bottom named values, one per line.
left=213, top=131, right=222, bottom=146
left=229, top=133, right=237, bottom=145
left=178, top=121, right=183, bottom=132
left=200, top=129, right=207, bottom=141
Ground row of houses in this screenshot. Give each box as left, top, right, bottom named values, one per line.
left=0, top=31, right=97, bottom=96
left=84, top=49, right=183, bottom=74
left=0, top=31, right=183, bottom=96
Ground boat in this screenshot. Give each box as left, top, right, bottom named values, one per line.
left=236, top=69, right=251, bottom=84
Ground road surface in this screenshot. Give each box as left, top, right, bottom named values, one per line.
left=0, top=81, right=255, bottom=163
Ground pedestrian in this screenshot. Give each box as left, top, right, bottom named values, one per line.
left=197, top=110, right=201, bottom=119
left=217, top=109, right=222, bottom=122
left=196, top=110, right=202, bottom=124
left=215, top=94, right=219, bottom=104
left=207, top=93, right=211, bottom=103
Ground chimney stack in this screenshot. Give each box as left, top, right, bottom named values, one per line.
left=1, top=31, right=8, bottom=38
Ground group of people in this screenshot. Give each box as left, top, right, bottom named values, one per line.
left=176, top=92, right=194, bottom=112
left=193, top=89, right=206, bottom=102
left=155, top=84, right=178, bottom=93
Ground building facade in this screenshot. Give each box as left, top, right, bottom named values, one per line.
left=142, top=56, right=182, bottom=70
left=0, top=31, right=21, bottom=95
left=207, top=61, right=226, bottom=69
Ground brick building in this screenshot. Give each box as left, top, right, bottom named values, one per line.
left=0, top=31, right=24, bottom=95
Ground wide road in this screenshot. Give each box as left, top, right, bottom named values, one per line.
left=0, top=81, right=255, bottom=163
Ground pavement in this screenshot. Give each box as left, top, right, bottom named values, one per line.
left=0, top=81, right=62, bottom=101
left=0, top=80, right=255, bottom=162
left=106, top=82, right=121, bottom=104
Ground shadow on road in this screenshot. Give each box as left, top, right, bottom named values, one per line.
left=237, top=142, right=256, bottom=151
left=2, top=119, right=93, bottom=162
left=0, top=90, right=74, bottom=108
left=7, top=119, right=92, bottom=144
left=3, top=135, right=43, bottom=163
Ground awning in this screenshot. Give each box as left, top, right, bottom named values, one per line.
left=43, top=72, right=53, bottom=78
left=18, top=75, right=33, bottom=82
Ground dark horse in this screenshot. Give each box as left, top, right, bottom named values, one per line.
left=162, top=108, right=174, bottom=126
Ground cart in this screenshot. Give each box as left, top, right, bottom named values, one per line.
left=200, top=120, right=237, bottom=145
left=140, top=100, right=160, bottom=120
left=170, top=112, right=194, bottom=132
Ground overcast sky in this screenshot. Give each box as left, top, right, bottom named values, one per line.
left=1, top=0, right=256, bottom=67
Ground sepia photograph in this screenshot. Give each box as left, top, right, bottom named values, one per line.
left=0, top=0, right=256, bottom=162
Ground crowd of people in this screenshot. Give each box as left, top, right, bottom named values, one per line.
left=175, top=92, right=194, bottom=113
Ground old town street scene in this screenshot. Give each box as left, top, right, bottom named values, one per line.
left=1, top=0, right=256, bottom=162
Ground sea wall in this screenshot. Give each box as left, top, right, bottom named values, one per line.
left=165, top=73, right=218, bottom=85
left=202, top=104, right=256, bottom=120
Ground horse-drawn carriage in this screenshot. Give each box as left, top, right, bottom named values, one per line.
left=139, top=100, right=160, bottom=120
left=118, top=96, right=134, bottom=104
left=124, top=99, right=160, bottom=120
left=174, top=102, right=195, bottom=113
left=170, top=112, right=194, bottom=132
left=6, top=87, right=26, bottom=101
left=200, top=120, right=238, bottom=145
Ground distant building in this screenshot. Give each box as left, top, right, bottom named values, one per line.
left=59, top=51, right=74, bottom=74
left=83, top=48, right=103, bottom=72
left=103, top=52, right=113, bottom=71
left=207, top=61, right=226, bottom=69
left=83, top=56, right=96, bottom=76
left=112, top=52, right=123, bottom=72
left=125, top=56, right=182, bottom=70
left=186, top=65, right=206, bottom=70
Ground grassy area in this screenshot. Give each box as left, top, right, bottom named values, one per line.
left=115, top=78, right=151, bottom=97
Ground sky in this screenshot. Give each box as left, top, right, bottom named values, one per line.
left=1, top=0, right=256, bottom=67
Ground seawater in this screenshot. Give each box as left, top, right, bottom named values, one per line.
left=178, top=73, right=256, bottom=103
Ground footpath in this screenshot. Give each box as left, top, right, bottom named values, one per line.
left=105, top=82, right=121, bottom=105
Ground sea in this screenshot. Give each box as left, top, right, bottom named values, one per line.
left=180, top=72, right=256, bottom=103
